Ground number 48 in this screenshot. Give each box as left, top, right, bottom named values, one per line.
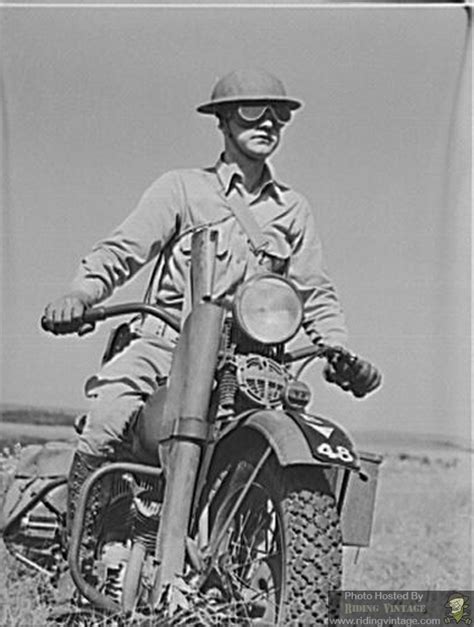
left=316, top=443, right=353, bottom=463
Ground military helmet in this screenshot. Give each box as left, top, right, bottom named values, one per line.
left=197, top=68, right=303, bottom=115
left=445, top=593, right=467, bottom=607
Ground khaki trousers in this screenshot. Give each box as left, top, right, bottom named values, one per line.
left=77, top=320, right=178, bottom=458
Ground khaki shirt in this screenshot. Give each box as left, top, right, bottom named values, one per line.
left=71, top=157, right=348, bottom=346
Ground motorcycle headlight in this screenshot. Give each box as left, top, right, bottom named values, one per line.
left=234, top=274, right=303, bottom=344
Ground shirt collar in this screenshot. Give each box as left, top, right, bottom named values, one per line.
left=214, top=154, right=288, bottom=202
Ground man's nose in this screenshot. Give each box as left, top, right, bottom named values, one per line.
left=259, top=112, right=278, bottom=128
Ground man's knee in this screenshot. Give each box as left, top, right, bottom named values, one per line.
left=77, top=334, right=174, bottom=458
left=78, top=391, right=144, bottom=458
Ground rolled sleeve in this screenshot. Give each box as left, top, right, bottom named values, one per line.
left=288, top=199, right=348, bottom=347
left=70, top=171, right=184, bottom=304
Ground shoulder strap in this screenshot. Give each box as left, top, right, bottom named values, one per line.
left=144, top=178, right=270, bottom=304
left=220, top=190, right=269, bottom=256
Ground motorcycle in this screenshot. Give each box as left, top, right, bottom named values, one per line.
left=2, top=227, right=382, bottom=625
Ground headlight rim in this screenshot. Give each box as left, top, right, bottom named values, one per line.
left=233, top=273, right=303, bottom=345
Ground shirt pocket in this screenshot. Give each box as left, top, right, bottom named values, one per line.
left=260, top=229, right=292, bottom=275
left=176, top=229, right=231, bottom=264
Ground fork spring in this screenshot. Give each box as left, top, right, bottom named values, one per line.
left=218, top=366, right=238, bottom=410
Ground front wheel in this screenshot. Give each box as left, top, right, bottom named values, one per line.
left=201, top=451, right=342, bottom=625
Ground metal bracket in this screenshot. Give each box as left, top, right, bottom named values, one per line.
left=173, top=415, right=211, bottom=441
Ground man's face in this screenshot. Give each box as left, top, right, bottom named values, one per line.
left=449, top=598, right=464, bottom=613
left=225, top=103, right=286, bottom=161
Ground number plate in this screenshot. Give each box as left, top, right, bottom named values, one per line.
left=289, top=412, right=359, bottom=470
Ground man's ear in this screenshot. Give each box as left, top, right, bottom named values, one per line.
left=216, top=108, right=232, bottom=134
left=217, top=114, right=228, bottom=134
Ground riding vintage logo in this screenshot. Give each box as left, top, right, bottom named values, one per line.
left=444, top=593, right=472, bottom=625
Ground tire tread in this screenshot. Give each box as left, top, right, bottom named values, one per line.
left=281, top=475, right=342, bottom=625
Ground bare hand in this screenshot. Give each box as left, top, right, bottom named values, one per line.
left=42, top=291, right=94, bottom=335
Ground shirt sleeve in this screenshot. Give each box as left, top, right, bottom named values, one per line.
left=288, top=197, right=348, bottom=347
left=70, top=170, right=184, bottom=304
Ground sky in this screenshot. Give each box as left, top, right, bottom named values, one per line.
left=1, top=5, right=471, bottom=443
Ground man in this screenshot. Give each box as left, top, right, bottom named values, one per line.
left=43, top=68, right=381, bottom=523
left=445, top=593, right=471, bottom=624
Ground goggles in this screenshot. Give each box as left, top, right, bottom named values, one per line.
left=235, top=103, right=292, bottom=126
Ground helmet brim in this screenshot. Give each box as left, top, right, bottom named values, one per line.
left=197, top=95, right=303, bottom=115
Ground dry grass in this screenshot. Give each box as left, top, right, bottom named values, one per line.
left=0, top=549, right=52, bottom=627
left=0, top=441, right=471, bottom=625
left=344, top=450, right=472, bottom=590
left=0, top=447, right=51, bottom=626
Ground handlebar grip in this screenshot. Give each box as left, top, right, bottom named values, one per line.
left=41, top=302, right=180, bottom=335
left=40, top=307, right=105, bottom=334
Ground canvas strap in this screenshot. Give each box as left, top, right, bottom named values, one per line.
left=143, top=179, right=269, bottom=310
left=219, top=190, right=269, bottom=256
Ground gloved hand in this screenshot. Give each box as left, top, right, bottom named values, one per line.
left=42, top=291, right=95, bottom=336
left=323, top=347, right=382, bottom=398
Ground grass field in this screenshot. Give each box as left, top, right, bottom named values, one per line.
left=0, top=406, right=472, bottom=625
left=343, top=450, right=471, bottom=590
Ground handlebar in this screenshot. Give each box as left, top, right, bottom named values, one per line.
left=41, top=302, right=343, bottom=366
left=283, top=344, right=348, bottom=379
left=283, top=344, right=328, bottom=363
left=40, top=302, right=181, bottom=334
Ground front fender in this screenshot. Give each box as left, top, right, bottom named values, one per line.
left=230, top=409, right=360, bottom=472
left=213, top=410, right=382, bottom=549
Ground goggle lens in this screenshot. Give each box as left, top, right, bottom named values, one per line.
left=237, top=104, right=292, bottom=124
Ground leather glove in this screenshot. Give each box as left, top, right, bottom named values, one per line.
left=324, top=348, right=382, bottom=398
left=42, top=291, right=95, bottom=336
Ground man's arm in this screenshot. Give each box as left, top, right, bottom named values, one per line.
left=288, top=199, right=348, bottom=348
left=288, top=199, right=381, bottom=397
left=43, top=171, right=184, bottom=333
left=70, top=171, right=184, bottom=304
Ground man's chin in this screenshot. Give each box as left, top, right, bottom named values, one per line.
left=246, top=146, right=277, bottom=161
